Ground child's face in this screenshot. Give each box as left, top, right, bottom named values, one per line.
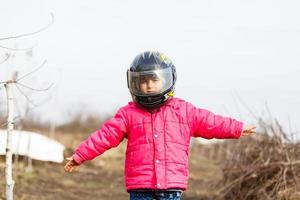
left=139, top=76, right=163, bottom=94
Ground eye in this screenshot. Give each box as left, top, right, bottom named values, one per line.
left=140, top=78, right=148, bottom=83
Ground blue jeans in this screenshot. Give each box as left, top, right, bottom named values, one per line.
left=129, top=190, right=182, bottom=200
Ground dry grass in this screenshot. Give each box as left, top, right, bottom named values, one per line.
left=2, top=115, right=299, bottom=199
left=0, top=131, right=221, bottom=200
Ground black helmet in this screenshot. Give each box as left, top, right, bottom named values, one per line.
left=127, top=51, right=177, bottom=108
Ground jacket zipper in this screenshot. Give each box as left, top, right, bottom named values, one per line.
left=150, top=111, right=158, bottom=188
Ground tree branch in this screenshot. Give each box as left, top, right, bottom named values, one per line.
left=15, top=84, right=37, bottom=107
left=0, top=53, right=10, bottom=65
left=16, top=82, right=54, bottom=92
left=0, top=43, right=37, bottom=51
left=16, top=60, right=47, bottom=81
left=0, top=13, right=54, bottom=41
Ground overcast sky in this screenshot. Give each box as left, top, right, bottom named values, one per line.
left=0, top=0, right=299, bottom=134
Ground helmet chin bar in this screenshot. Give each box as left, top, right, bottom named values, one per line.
left=134, top=87, right=173, bottom=109
left=136, top=95, right=165, bottom=109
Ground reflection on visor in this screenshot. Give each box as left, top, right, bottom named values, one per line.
left=140, top=73, right=160, bottom=82
left=128, top=68, right=173, bottom=96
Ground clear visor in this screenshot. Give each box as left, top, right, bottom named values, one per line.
left=127, top=68, right=173, bottom=96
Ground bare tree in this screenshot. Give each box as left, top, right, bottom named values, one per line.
left=4, top=78, right=15, bottom=200
left=0, top=13, right=54, bottom=200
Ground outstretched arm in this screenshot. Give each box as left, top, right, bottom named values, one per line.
left=187, top=102, right=243, bottom=139
left=67, top=108, right=128, bottom=167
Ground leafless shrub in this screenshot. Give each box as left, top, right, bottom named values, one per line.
left=215, top=119, right=300, bottom=200
left=56, top=113, right=110, bottom=134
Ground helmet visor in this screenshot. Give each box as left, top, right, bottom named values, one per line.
left=127, top=67, right=173, bottom=96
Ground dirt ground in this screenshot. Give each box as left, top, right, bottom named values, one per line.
left=0, top=132, right=222, bottom=200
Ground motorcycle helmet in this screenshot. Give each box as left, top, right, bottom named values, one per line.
left=127, top=51, right=177, bottom=108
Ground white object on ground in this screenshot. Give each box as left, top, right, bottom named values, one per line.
left=0, top=130, right=65, bottom=163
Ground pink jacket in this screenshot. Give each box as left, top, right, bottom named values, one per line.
left=72, top=97, right=243, bottom=191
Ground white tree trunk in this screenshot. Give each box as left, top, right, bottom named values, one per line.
left=49, top=121, right=56, bottom=138
left=5, top=82, right=14, bottom=200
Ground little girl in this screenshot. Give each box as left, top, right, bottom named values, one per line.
left=64, top=51, right=255, bottom=200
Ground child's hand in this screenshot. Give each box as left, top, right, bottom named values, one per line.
left=242, top=126, right=256, bottom=136
left=64, top=157, right=79, bottom=173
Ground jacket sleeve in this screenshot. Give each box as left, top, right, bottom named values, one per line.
left=72, top=108, right=128, bottom=165
left=187, top=102, right=243, bottom=139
